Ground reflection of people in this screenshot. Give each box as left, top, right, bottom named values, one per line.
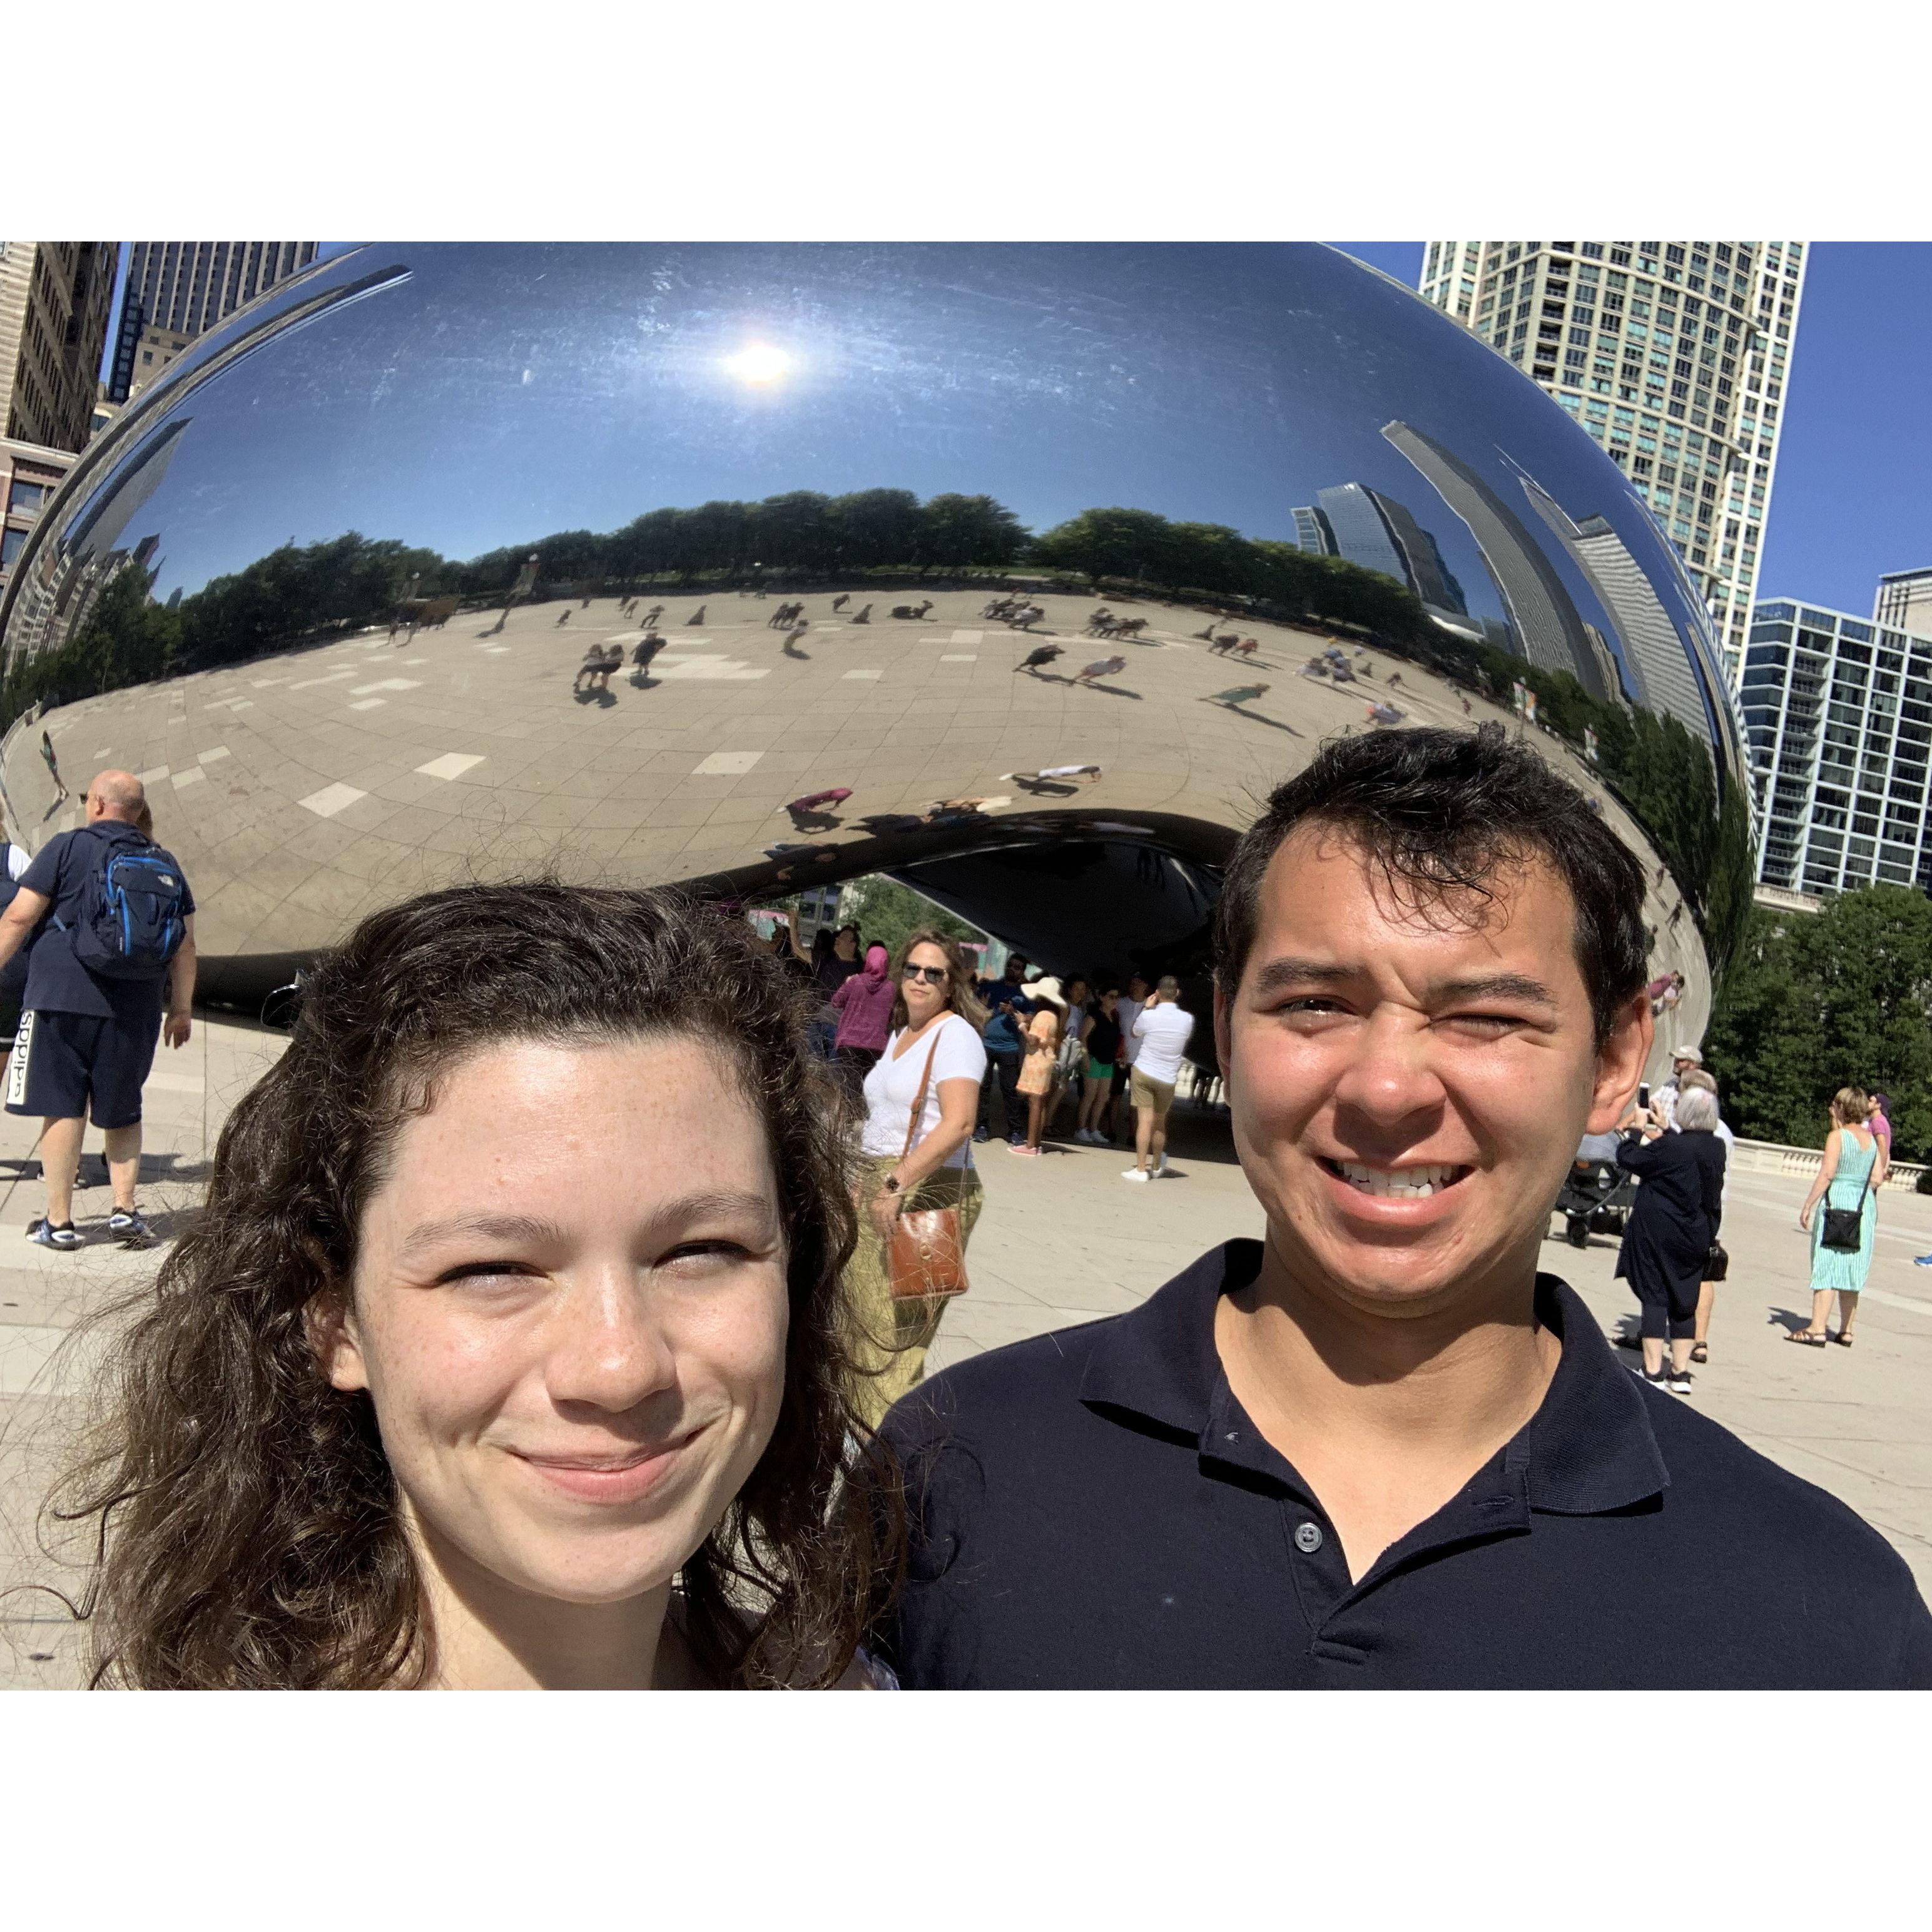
left=847, top=930, right=989, bottom=1425
left=39, top=730, right=68, bottom=806
left=871, top=723, right=1932, bottom=1688
left=46, top=882, right=896, bottom=1687
left=1792, top=1088, right=1879, bottom=1348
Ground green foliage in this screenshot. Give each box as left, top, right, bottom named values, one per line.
left=1706, top=887, right=1932, bottom=1161
left=467, top=487, right=1026, bottom=592
left=1027, top=505, right=1436, bottom=643
left=838, top=877, right=984, bottom=962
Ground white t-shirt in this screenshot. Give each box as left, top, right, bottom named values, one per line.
left=1132, top=1003, right=1196, bottom=1085
left=1114, top=996, right=1146, bottom=1064
left=860, top=1015, right=989, bottom=1170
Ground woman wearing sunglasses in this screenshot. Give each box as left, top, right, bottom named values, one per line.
left=847, top=930, right=989, bottom=1425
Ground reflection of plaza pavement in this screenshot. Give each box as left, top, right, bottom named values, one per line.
left=11, top=586, right=1704, bottom=1057
left=1, top=1020, right=1924, bottom=1687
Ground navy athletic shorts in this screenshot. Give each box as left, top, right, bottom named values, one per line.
left=6, top=1007, right=164, bottom=1130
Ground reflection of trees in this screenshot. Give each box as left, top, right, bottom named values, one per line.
left=1410, top=629, right=1751, bottom=972
left=1028, top=506, right=1435, bottom=642
left=460, top=488, right=1029, bottom=590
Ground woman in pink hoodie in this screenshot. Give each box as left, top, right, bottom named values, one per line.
left=829, top=943, right=897, bottom=1091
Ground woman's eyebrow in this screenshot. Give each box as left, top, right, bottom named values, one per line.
left=395, top=1193, right=779, bottom=1259
left=395, top=1211, right=568, bottom=1258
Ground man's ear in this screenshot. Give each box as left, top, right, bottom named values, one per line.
left=305, top=1288, right=369, bottom=1393
left=1212, top=977, right=1233, bottom=1092
left=1586, top=988, right=1654, bottom=1134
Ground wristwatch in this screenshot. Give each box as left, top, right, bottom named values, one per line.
left=881, top=1174, right=903, bottom=1194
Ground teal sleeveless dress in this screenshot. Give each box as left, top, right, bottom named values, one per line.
left=1810, top=1129, right=1878, bottom=1294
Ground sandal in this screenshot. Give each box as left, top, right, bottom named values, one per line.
left=1830, top=1331, right=1855, bottom=1348
left=1689, top=1343, right=1709, bottom=1364
left=1785, top=1330, right=1828, bottom=1346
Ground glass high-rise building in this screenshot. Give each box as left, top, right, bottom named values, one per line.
left=1418, top=240, right=1806, bottom=683
left=114, top=242, right=318, bottom=400
left=1739, top=598, right=1932, bottom=898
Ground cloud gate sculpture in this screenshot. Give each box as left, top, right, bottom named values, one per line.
left=0, top=243, right=1748, bottom=1039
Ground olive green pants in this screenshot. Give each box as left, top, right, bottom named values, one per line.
left=846, top=1156, right=984, bottom=1429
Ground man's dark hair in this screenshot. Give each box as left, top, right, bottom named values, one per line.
left=1212, top=724, right=1649, bottom=1047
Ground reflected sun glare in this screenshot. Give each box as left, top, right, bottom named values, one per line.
left=723, top=343, right=791, bottom=385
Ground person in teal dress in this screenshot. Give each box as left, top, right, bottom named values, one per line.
left=1794, top=1087, right=1879, bottom=1348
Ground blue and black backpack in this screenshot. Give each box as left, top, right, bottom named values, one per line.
left=61, top=827, right=188, bottom=981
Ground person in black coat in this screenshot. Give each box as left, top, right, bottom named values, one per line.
left=1615, top=1083, right=1727, bottom=1396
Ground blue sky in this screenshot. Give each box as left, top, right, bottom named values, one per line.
left=1335, top=242, right=1932, bottom=619
left=102, top=240, right=1926, bottom=636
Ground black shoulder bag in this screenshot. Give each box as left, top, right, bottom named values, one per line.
left=1820, top=1140, right=1874, bottom=1253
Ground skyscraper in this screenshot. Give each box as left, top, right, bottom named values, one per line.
left=115, top=242, right=318, bottom=400
left=1381, top=419, right=1609, bottom=701
left=1418, top=240, right=1805, bottom=681
left=0, top=242, right=119, bottom=452
left=1874, top=569, right=1932, bottom=639
left=1740, top=599, right=1932, bottom=898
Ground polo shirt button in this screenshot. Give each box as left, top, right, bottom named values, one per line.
left=1294, top=1521, right=1324, bottom=1555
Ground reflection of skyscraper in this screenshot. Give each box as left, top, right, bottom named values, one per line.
left=1418, top=239, right=1806, bottom=679
left=1381, top=420, right=1607, bottom=700
left=1313, top=484, right=1468, bottom=619
left=1373, top=493, right=1467, bottom=616
left=1316, top=484, right=1405, bottom=584
left=119, top=244, right=319, bottom=401
left=1291, top=504, right=1333, bottom=555
left=1518, top=474, right=1711, bottom=746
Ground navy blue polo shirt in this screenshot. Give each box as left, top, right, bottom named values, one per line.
left=876, top=1240, right=1932, bottom=1688
left=18, top=824, right=195, bottom=1023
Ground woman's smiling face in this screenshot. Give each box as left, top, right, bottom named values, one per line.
left=322, top=1034, right=790, bottom=1609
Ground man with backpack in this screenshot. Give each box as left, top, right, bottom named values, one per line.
left=0, top=771, right=195, bottom=1249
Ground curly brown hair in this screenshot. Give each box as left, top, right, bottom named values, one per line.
left=43, top=880, right=901, bottom=1688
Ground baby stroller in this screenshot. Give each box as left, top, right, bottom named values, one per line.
left=1552, top=1154, right=1637, bottom=1249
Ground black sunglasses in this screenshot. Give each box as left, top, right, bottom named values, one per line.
left=902, top=963, right=948, bottom=984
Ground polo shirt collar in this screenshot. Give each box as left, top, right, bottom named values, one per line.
left=1077, top=1239, right=1668, bottom=1517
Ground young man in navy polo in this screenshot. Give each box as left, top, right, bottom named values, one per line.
left=0, top=770, right=196, bottom=1249
left=875, top=726, right=1932, bottom=1688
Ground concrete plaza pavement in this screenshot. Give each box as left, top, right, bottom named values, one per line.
left=8, top=1020, right=1925, bottom=1690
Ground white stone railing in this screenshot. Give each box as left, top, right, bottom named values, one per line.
left=1727, top=1136, right=1924, bottom=1192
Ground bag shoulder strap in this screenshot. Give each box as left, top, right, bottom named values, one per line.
left=1847, top=1131, right=1876, bottom=1211
left=898, top=1020, right=952, bottom=1162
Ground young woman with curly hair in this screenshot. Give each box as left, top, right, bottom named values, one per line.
left=41, top=880, right=900, bottom=1689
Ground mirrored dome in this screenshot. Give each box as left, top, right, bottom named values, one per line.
left=0, top=243, right=1747, bottom=1032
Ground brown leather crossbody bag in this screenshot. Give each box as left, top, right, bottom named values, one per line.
left=887, top=1026, right=970, bottom=1302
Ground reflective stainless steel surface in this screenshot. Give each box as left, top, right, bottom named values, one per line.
left=0, top=244, right=1747, bottom=1017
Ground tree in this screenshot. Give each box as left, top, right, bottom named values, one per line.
left=917, top=494, right=1027, bottom=571
left=1706, top=886, right=1932, bottom=1161
left=838, top=877, right=984, bottom=962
